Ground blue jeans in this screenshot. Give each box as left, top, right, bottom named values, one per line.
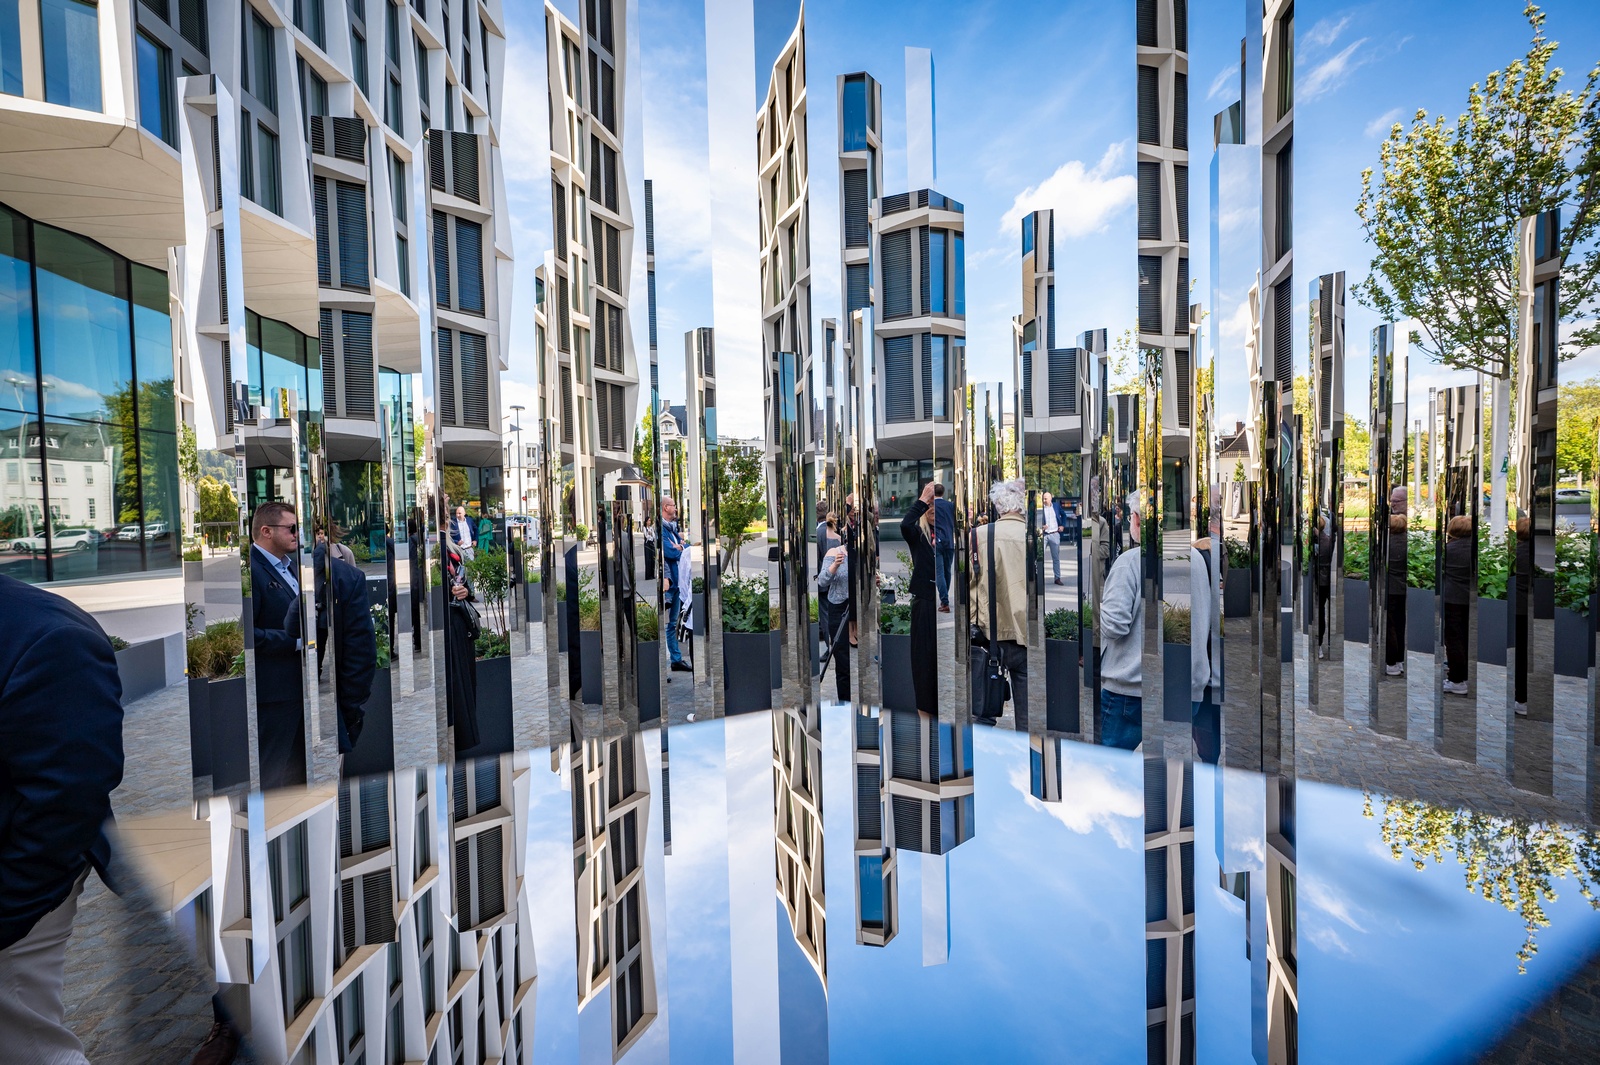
left=935, top=545, right=955, bottom=606
left=665, top=589, right=684, bottom=664
left=1192, top=693, right=1219, bottom=765
left=1099, top=689, right=1142, bottom=750
left=1046, top=532, right=1061, bottom=581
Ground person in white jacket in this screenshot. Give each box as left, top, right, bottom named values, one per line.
left=1189, top=536, right=1223, bottom=764
left=1098, top=508, right=1144, bottom=750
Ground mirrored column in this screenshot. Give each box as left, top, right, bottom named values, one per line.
left=1369, top=322, right=1408, bottom=738
left=1307, top=273, right=1344, bottom=717
left=1435, top=383, right=1480, bottom=762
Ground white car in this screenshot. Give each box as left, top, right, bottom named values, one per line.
left=116, top=524, right=143, bottom=541
left=1555, top=488, right=1590, bottom=504
left=11, top=528, right=93, bottom=552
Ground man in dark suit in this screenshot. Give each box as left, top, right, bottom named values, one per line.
left=933, top=482, right=957, bottom=613
left=250, top=501, right=307, bottom=790
left=313, top=540, right=377, bottom=755
left=0, top=574, right=123, bottom=1059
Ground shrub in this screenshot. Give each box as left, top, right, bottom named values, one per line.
left=721, top=574, right=771, bottom=633
left=1163, top=603, right=1192, bottom=644
left=186, top=619, right=244, bottom=680
left=108, top=634, right=130, bottom=652
left=182, top=547, right=202, bottom=562
left=880, top=602, right=912, bottom=635
left=692, top=576, right=706, bottom=594
left=474, top=630, right=511, bottom=659
left=636, top=601, right=660, bottom=641
left=1345, top=533, right=1370, bottom=580
left=1044, top=607, right=1077, bottom=641
left=1224, top=536, right=1252, bottom=571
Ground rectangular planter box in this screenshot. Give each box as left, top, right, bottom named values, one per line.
left=637, top=640, right=661, bottom=721
left=558, top=610, right=568, bottom=650
left=117, top=637, right=170, bottom=705
left=525, top=583, right=543, bottom=620
left=1478, top=597, right=1507, bottom=666
left=723, top=631, right=773, bottom=713
left=580, top=630, right=603, bottom=705
left=1224, top=569, right=1252, bottom=618
left=1045, top=639, right=1080, bottom=732
left=206, top=676, right=250, bottom=791
left=1344, top=578, right=1369, bottom=644
left=1163, top=642, right=1190, bottom=722
left=694, top=592, right=706, bottom=636
left=879, top=633, right=915, bottom=712
left=187, top=677, right=213, bottom=780
left=1406, top=585, right=1435, bottom=654
left=344, top=668, right=394, bottom=777
left=1556, top=608, right=1590, bottom=677
left=810, top=621, right=820, bottom=673
left=465, top=655, right=514, bottom=758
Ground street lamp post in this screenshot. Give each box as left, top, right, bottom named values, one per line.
left=509, top=404, right=526, bottom=519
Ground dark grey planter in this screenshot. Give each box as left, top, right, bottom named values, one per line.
left=637, top=640, right=661, bottom=721
left=525, top=583, right=543, bottom=620
left=770, top=631, right=782, bottom=688
left=1045, top=639, right=1080, bottom=732
left=1163, top=643, right=1190, bottom=722
left=464, top=655, right=514, bottom=757
left=1556, top=608, right=1590, bottom=677
left=557, top=609, right=568, bottom=649
left=208, top=676, right=250, bottom=791
left=722, top=631, right=773, bottom=713
left=344, top=668, right=394, bottom=777
left=187, top=677, right=212, bottom=780
left=694, top=592, right=706, bottom=636
left=1406, top=586, right=1436, bottom=654
left=580, top=630, right=603, bottom=704
left=1478, top=597, right=1508, bottom=665
left=1345, top=578, right=1369, bottom=644
left=810, top=621, right=820, bottom=672
left=879, top=633, right=914, bottom=712
left=183, top=560, right=205, bottom=582
left=1224, top=569, right=1252, bottom=618
left=116, top=637, right=169, bottom=705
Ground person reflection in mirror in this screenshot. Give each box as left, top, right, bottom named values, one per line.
left=817, top=544, right=852, bottom=701
left=643, top=510, right=657, bottom=581
left=901, top=480, right=939, bottom=714
left=0, top=574, right=123, bottom=1064
left=1189, top=533, right=1221, bottom=763
left=1098, top=507, right=1144, bottom=751
left=933, top=483, right=956, bottom=613
left=1514, top=515, right=1532, bottom=716
left=314, top=533, right=376, bottom=754
left=407, top=516, right=423, bottom=653
left=316, top=523, right=355, bottom=566
left=972, top=479, right=1029, bottom=723
left=1314, top=510, right=1333, bottom=658
left=815, top=500, right=831, bottom=572
left=1041, top=491, right=1062, bottom=585
left=250, top=502, right=307, bottom=790
left=1442, top=514, right=1473, bottom=696
left=1385, top=487, right=1408, bottom=677
left=443, top=542, right=481, bottom=750
left=450, top=505, right=476, bottom=562
left=661, top=496, right=690, bottom=672
left=844, top=494, right=860, bottom=647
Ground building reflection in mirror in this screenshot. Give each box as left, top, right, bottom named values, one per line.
left=1369, top=321, right=1409, bottom=739
left=1144, top=758, right=1196, bottom=1063
left=1306, top=273, right=1344, bottom=719
left=773, top=704, right=827, bottom=986
left=127, top=762, right=536, bottom=1063
left=685, top=326, right=723, bottom=719
left=851, top=707, right=896, bottom=947
left=569, top=727, right=658, bottom=1057
left=1262, top=776, right=1299, bottom=1065
left=1434, top=383, right=1480, bottom=763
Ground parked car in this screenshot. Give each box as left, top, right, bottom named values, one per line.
left=1555, top=488, right=1590, bottom=504
left=116, top=524, right=143, bottom=541
left=11, top=528, right=94, bottom=552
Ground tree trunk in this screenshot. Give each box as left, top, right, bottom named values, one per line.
left=1489, top=373, right=1509, bottom=540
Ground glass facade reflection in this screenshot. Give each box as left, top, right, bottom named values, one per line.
left=0, top=201, right=179, bottom=582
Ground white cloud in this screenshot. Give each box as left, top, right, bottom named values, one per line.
left=498, top=35, right=549, bottom=179
left=1207, top=64, right=1238, bottom=103
left=1218, top=298, right=1255, bottom=344
left=1008, top=751, right=1143, bottom=850
left=1307, top=924, right=1354, bottom=956
left=1302, top=15, right=1353, bottom=50
left=1364, top=107, right=1405, bottom=139
left=1301, top=874, right=1368, bottom=933
left=1301, top=38, right=1373, bottom=101
left=999, top=142, right=1136, bottom=242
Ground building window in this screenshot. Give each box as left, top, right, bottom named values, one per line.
left=351, top=27, right=368, bottom=97
left=247, top=10, right=276, bottom=114
left=1277, top=5, right=1294, bottom=120
left=293, top=0, right=325, bottom=47
left=386, top=73, right=403, bottom=130
left=1021, top=213, right=1034, bottom=256
left=0, top=0, right=22, bottom=95
left=928, top=229, right=946, bottom=315
left=40, top=0, right=103, bottom=111
left=136, top=32, right=176, bottom=146
left=255, top=125, right=282, bottom=214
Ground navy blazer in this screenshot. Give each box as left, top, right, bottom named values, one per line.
left=0, top=574, right=124, bottom=950
left=251, top=544, right=304, bottom=702
left=314, top=545, right=377, bottom=752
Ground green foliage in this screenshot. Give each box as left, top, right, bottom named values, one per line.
left=108, top=634, right=130, bottom=652
left=1223, top=536, right=1252, bottom=571
left=636, top=601, right=660, bottom=641
left=1407, top=528, right=1436, bottom=590
left=1479, top=527, right=1513, bottom=599
left=717, top=447, right=767, bottom=572
left=1555, top=526, right=1596, bottom=614
left=197, top=475, right=239, bottom=546
left=474, top=630, right=511, bottom=659
left=1354, top=4, right=1600, bottom=377
left=371, top=603, right=391, bottom=668
left=466, top=547, right=512, bottom=639
left=809, top=596, right=819, bottom=623
left=692, top=576, right=706, bottom=595
left=186, top=619, right=244, bottom=680
left=183, top=547, right=202, bottom=562
left=575, top=523, right=589, bottom=543
left=1345, top=417, right=1372, bottom=477
left=578, top=593, right=601, bottom=631
left=1043, top=605, right=1091, bottom=641
left=177, top=423, right=199, bottom=486
left=1163, top=603, right=1191, bottom=644
left=1345, top=533, right=1371, bottom=580
left=720, top=574, right=772, bottom=633
left=1558, top=378, right=1600, bottom=483
left=880, top=602, right=912, bottom=635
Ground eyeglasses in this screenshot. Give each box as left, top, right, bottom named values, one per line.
left=266, top=523, right=299, bottom=534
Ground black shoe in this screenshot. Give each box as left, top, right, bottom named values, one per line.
left=670, top=660, right=693, bottom=673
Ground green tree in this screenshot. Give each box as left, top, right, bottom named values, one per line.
left=178, top=423, right=199, bottom=486
left=1355, top=4, right=1600, bottom=370
left=197, top=475, right=239, bottom=545
left=1345, top=416, right=1372, bottom=477
left=633, top=404, right=656, bottom=485
left=716, top=446, right=766, bottom=574
left=1557, top=377, right=1600, bottom=485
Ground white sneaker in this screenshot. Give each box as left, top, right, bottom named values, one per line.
left=1385, top=663, right=1404, bottom=676
left=1442, top=680, right=1469, bottom=695
left=1514, top=702, right=1528, bottom=717
left=1318, top=646, right=1327, bottom=659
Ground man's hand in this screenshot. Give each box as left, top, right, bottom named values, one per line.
left=920, top=482, right=937, bottom=505
left=452, top=583, right=469, bottom=601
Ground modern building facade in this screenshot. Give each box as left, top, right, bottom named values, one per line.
left=773, top=703, right=827, bottom=986
left=1137, top=0, right=1192, bottom=530
left=544, top=0, right=638, bottom=529
left=1144, top=757, right=1197, bottom=1063
left=0, top=0, right=513, bottom=582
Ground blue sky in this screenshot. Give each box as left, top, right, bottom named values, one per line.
left=493, top=0, right=1600, bottom=438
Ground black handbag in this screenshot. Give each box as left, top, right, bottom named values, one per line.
left=979, top=520, right=1011, bottom=718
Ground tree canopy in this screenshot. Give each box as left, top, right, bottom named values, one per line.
left=716, top=446, right=766, bottom=573
left=1354, top=3, right=1600, bottom=377
left=1557, top=376, right=1600, bottom=481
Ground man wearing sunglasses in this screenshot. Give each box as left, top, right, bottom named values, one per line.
left=250, top=502, right=306, bottom=790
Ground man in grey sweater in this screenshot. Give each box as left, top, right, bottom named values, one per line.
left=1098, top=508, right=1144, bottom=750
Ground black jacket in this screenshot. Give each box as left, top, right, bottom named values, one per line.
left=0, top=575, right=123, bottom=950
left=251, top=545, right=304, bottom=701
left=900, top=500, right=937, bottom=598
left=1443, top=536, right=1473, bottom=606
left=314, top=544, right=377, bottom=752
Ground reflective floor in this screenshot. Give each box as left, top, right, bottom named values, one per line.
left=95, top=702, right=1600, bottom=1065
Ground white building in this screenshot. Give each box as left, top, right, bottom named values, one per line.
left=773, top=704, right=827, bottom=986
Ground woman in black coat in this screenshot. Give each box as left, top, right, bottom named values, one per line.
left=900, top=481, right=939, bottom=714
left=443, top=543, right=481, bottom=751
